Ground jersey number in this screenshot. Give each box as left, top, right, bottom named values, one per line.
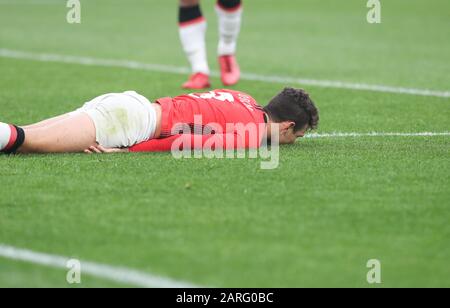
left=189, top=91, right=235, bottom=103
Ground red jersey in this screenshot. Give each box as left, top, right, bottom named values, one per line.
left=130, top=89, right=267, bottom=152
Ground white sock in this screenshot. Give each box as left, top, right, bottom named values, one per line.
left=216, top=4, right=243, bottom=56
left=0, top=122, right=12, bottom=151
left=179, top=20, right=210, bottom=75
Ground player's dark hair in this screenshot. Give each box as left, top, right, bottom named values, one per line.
left=263, top=88, right=319, bottom=131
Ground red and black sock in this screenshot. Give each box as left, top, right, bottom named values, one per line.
left=2, top=125, right=25, bottom=154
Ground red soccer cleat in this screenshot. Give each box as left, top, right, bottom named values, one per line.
left=182, top=72, right=211, bottom=90
left=218, top=55, right=240, bottom=86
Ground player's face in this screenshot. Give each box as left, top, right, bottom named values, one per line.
left=279, top=123, right=307, bottom=144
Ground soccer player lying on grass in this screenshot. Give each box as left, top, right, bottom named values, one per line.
left=0, top=88, right=318, bottom=155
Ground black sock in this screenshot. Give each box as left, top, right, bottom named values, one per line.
left=179, top=4, right=203, bottom=25
left=217, top=0, right=242, bottom=10
left=3, top=125, right=25, bottom=155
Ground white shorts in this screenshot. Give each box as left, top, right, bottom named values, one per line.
left=72, top=91, right=157, bottom=148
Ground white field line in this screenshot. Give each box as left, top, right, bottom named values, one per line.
left=305, top=132, right=450, bottom=138
left=0, top=244, right=201, bottom=288
left=1, top=48, right=449, bottom=98
left=0, top=0, right=62, bottom=4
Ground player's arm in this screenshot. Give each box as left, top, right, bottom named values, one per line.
left=86, top=132, right=259, bottom=153
left=84, top=135, right=226, bottom=153
left=129, top=133, right=250, bottom=152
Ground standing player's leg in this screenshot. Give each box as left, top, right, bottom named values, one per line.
left=0, top=113, right=96, bottom=154
left=216, top=0, right=243, bottom=86
left=178, top=0, right=211, bottom=89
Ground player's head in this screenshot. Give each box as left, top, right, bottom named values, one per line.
left=264, top=87, right=319, bottom=144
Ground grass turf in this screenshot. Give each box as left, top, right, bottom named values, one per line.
left=0, top=0, right=449, bottom=287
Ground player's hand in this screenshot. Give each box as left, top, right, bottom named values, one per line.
left=84, top=144, right=129, bottom=154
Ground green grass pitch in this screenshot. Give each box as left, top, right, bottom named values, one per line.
left=0, top=0, right=449, bottom=287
